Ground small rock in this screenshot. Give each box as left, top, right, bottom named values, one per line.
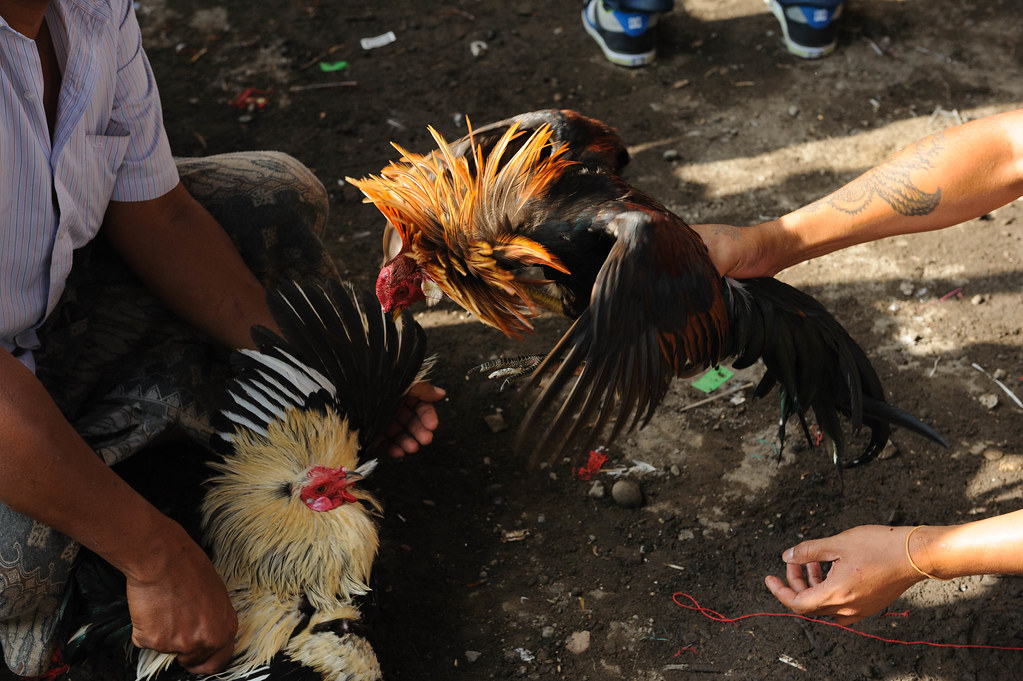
left=541, top=626, right=556, bottom=639
left=877, top=440, right=900, bottom=460
left=566, top=630, right=591, bottom=655
left=899, top=281, right=915, bottom=296
left=788, top=104, right=799, bottom=117
left=677, top=528, right=695, bottom=541
left=983, top=448, right=1004, bottom=461
left=465, top=651, right=481, bottom=663
left=662, top=149, right=680, bottom=162
left=993, top=368, right=1007, bottom=380
left=669, top=464, right=681, bottom=477
left=588, top=481, right=606, bottom=499
left=611, top=479, right=644, bottom=508
left=971, top=294, right=986, bottom=305
left=978, top=393, right=999, bottom=410
left=484, top=413, right=508, bottom=433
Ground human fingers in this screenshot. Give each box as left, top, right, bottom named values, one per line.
left=764, top=574, right=805, bottom=611
left=383, top=386, right=443, bottom=457
left=805, top=560, right=824, bottom=586
left=784, top=539, right=841, bottom=567
left=407, top=381, right=446, bottom=404
left=766, top=573, right=840, bottom=617
left=379, top=404, right=432, bottom=458
left=783, top=561, right=811, bottom=592
left=407, top=396, right=439, bottom=439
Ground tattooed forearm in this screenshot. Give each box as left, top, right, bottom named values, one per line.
left=706, top=224, right=742, bottom=242
left=817, top=133, right=946, bottom=217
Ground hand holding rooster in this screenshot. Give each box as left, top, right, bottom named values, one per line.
left=375, top=381, right=445, bottom=459
left=121, top=520, right=238, bottom=674
left=693, top=107, right=1023, bottom=279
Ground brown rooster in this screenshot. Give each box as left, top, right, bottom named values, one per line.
left=347, top=109, right=946, bottom=468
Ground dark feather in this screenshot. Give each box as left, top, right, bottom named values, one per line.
left=58, top=550, right=133, bottom=665
left=213, top=280, right=430, bottom=452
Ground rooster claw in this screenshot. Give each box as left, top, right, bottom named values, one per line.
left=466, top=354, right=545, bottom=391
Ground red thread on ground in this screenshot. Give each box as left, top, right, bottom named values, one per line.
left=672, top=592, right=1023, bottom=651
left=574, top=449, right=608, bottom=480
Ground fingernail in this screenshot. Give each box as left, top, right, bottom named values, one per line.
left=783, top=547, right=794, bottom=561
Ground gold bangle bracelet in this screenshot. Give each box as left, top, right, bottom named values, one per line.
left=905, top=525, right=951, bottom=581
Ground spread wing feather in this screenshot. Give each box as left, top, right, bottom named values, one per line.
left=517, top=210, right=727, bottom=463
left=215, top=280, right=431, bottom=452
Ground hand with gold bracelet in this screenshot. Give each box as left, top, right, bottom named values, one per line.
left=764, top=511, right=1023, bottom=624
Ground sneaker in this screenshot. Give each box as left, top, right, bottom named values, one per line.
left=767, top=0, right=843, bottom=59
left=582, top=0, right=674, bottom=67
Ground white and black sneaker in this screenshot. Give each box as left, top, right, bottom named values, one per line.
left=767, top=0, right=843, bottom=59
left=582, top=0, right=674, bottom=67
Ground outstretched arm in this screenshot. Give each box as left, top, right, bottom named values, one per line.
left=693, top=108, right=1023, bottom=278
left=765, top=510, right=1023, bottom=625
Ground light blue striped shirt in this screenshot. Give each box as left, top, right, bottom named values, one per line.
left=0, top=0, right=179, bottom=370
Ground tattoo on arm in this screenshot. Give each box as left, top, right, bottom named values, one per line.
left=708, top=224, right=741, bottom=241
left=813, top=133, right=945, bottom=217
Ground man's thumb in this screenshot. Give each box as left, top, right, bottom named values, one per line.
left=784, top=539, right=838, bottom=565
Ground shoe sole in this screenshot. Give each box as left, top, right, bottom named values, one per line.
left=582, top=4, right=657, bottom=67
left=767, top=0, right=837, bottom=59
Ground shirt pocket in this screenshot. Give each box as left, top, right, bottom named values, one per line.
left=75, top=131, right=131, bottom=241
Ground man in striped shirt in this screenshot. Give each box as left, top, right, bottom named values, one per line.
left=0, top=0, right=442, bottom=676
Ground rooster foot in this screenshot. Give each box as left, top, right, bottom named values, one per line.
left=466, top=354, right=546, bottom=391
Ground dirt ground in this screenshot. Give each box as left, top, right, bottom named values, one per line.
left=15, top=1, right=1023, bottom=680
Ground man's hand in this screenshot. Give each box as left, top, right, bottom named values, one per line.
left=690, top=222, right=782, bottom=280
left=764, top=525, right=924, bottom=625
left=125, top=521, right=237, bottom=674
left=375, top=381, right=445, bottom=458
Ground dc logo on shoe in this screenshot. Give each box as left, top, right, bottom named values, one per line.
left=803, top=7, right=835, bottom=27
left=610, top=9, right=652, bottom=36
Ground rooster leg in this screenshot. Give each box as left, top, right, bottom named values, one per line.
left=467, top=354, right=546, bottom=390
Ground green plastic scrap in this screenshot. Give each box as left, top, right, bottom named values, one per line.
left=319, top=60, right=349, bottom=72
left=690, top=365, right=733, bottom=393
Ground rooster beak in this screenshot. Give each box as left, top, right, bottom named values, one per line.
left=422, top=279, right=443, bottom=307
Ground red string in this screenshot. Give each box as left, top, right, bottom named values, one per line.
left=28, top=648, right=69, bottom=681
left=672, top=592, right=1023, bottom=651
left=574, top=449, right=608, bottom=481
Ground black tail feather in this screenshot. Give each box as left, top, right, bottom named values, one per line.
left=59, top=550, right=133, bottom=665
left=724, top=277, right=947, bottom=469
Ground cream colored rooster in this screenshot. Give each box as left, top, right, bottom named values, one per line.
left=63, top=280, right=431, bottom=681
